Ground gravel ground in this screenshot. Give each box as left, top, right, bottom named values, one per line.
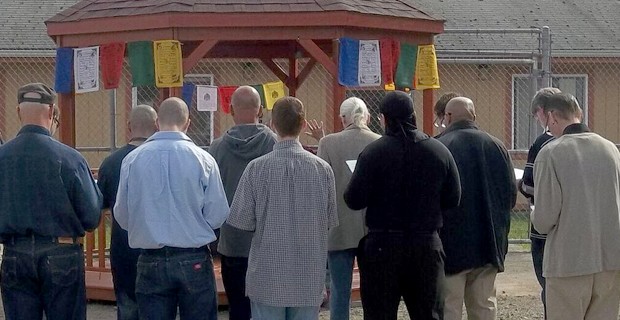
left=0, top=252, right=611, bottom=319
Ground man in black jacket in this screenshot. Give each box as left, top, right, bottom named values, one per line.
left=438, top=97, right=517, bottom=320
left=345, top=90, right=461, bottom=320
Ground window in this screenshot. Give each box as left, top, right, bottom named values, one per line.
left=131, top=74, right=215, bottom=148
left=512, top=74, right=588, bottom=150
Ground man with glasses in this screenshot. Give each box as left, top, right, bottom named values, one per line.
left=0, top=83, right=102, bottom=320
left=532, top=93, right=620, bottom=320
left=433, top=92, right=460, bottom=137
left=518, top=87, right=560, bottom=319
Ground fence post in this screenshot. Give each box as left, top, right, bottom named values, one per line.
left=541, top=26, right=552, bottom=88
left=109, top=89, right=117, bottom=152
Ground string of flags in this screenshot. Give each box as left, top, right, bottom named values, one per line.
left=338, top=37, right=440, bottom=90
left=181, top=81, right=285, bottom=114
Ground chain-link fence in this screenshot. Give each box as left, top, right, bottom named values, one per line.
left=2, top=27, right=619, bottom=244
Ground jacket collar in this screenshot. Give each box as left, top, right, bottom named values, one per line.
left=274, top=139, right=303, bottom=151
left=442, top=120, right=479, bottom=135
left=17, top=125, right=51, bottom=136
left=145, top=131, right=193, bottom=143
left=563, top=123, right=590, bottom=135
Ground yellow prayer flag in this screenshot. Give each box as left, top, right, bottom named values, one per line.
left=153, top=40, right=183, bottom=88
left=414, top=45, right=440, bottom=90
left=262, top=81, right=286, bottom=111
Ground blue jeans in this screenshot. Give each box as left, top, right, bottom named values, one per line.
left=1, top=238, right=86, bottom=320
left=135, top=246, right=217, bottom=320
left=110, top=218, right=140, bottom=320
left=251, top=301, right=319, bottom=320
left=531, top=236, right=547, bottom=319
left=328, top=248, right=357, bottom=320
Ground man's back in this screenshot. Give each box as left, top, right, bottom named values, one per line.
left=534, top=132, right=620, bottom=277
left=227, top=140, right=338, bottom=307
left=438, top=120, right=517, bottom=274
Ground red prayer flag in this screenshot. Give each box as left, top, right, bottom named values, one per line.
left=380, top=39, right=400, bottom=89
left=100, top=42, right=126, bottom=89
left=218, top=86, right=238, bottom=114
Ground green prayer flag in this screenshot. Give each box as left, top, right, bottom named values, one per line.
left=128, top=41, right=155, bottom=86
left=394, top=43, right=418, bottom=89
left=251, top=84, right=267, bottom=108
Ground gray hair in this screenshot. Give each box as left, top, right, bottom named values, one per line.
left=339, top=97, right=369, bottom=127
left=531, top=87, right=561, bottom=114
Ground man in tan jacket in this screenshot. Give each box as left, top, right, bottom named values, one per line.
left=532, top=93, right=620, bottom=320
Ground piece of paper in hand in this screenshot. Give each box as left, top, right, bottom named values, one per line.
left=346, top=160, right=357, bottom=173
left=514, top=168, right=524, bottom=180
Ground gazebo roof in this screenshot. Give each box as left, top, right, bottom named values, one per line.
left=46, top=0, right=444, bottom=47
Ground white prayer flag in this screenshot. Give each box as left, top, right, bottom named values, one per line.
left=196, top=85, right=218, bottom=112
left=74, top=46, right=100, bottom=93
left=358, top=40, right=381, bottom=87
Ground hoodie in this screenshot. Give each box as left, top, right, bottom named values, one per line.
left=209, top=123, right=277, bottom=257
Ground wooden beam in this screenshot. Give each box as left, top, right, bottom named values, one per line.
left=297, top=58, right=317, bottom=88
left=288, top=56, right=299, bottom=97
left=297, top=39, right=338, bottom=78
left=331, top=39, right=345, bottom=133
left=260, top=58, right=289, bottom=84
left=423, top=89, right=434, bottom=135
left=183, top=40, right=218, bottom=74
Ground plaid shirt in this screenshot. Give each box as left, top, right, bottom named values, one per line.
left=227, top=139, right=338, bottom=307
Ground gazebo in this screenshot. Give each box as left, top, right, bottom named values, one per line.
left=46, top=0, right=444, bottom=301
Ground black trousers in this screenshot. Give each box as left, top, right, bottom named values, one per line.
left=221, top=255, right=251, bottom=320
left=358, top=232, right=445, bottom=320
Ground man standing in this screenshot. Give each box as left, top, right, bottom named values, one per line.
left=209, top=86, right=277, bottom=320
left=97, top=105, right=158, bottom=320
left=438, top=97, right=517, bottom=320
left=0, top=83, right=102, bottom=320
left=532, top=93, right=620, bottom=320
left=345, top=91, right=461, bottom=320
left=227, top=96, right=338, bottom=320
left=114, top=97, right=229, bottom=320
left=517, top=87, right=560, bottom=318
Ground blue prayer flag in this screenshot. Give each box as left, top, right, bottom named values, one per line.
left=54, top=47, right=73, bottom=93
left=182, top=83, right=195, bottom=108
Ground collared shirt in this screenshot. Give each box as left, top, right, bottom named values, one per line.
left=227, top=139, right=338, bottom=307
left=0, top=125, right=102, bottom=240
left=114, top=131, right=229, bottom=249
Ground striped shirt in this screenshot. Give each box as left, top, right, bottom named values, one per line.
left=227, top=139, right=338, bottom=307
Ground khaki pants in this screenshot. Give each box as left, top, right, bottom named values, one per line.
left=443, top=265, right=498, bottom=320
left=546, top=270, right=620, bottom=320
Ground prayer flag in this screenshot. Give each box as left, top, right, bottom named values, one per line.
left=74, top=46, right=100, bottom=94
left=54, top=47, right=73, bottom=94
left=414, top=45, right=441, bottom=90
left=262, top=81, right=286, bottom=111
left=100, top=42, right=125, bottom=90
left=338, top=38, right=381, bottom=87
left=197, top=85, right=218, bottom=112
left=218, top=86, right=238, bottom=114
left=153, top=40, right=183, bottom=88
left=182, top=82, right=195, bottom=108
left=394, top=43, right=418, bottom=90
left=128, top=41, right=155, bottom=86
left=380, top=39, right=400, bottom=91
left=251, top=84, right=267, bottom=108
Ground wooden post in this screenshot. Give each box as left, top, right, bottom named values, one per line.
left=423, top=89, right=434, bottom=135
left=332, top=40, right=345, bottom=132
left=288, top=56, right=298, bottom=97
left=58, top=92, right=76, bottom=147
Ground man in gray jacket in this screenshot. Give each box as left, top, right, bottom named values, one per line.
left=533, top=93, right=620, bottom=320
left=209, top=85, right=277, bottom=320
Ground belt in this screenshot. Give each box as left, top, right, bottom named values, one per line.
left=141, top=245, right=210, bottom=256
left=3, top=234, right=82, bottom=245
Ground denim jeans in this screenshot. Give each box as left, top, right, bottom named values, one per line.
left=358, top=232, right=445, bottom=320
left=221, top=255, right=251, bottom=320
left=0, top=239, right=86, bottom=320
left=251, top=301, right=320, bottom=320
left=531, top=236, right=547, bottom=319
left=328, top=248, right=357, bottom=320
left=110, top=218, right=140, bottom=320
left=135, top=246, right=217, bottom=320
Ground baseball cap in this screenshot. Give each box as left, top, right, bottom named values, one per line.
left=17, top=83, right=56, bottom=105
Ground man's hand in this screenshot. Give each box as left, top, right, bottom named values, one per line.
left=305, top=119, right=325, bottom=141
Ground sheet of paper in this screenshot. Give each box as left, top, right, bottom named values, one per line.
left=196, top=85, right=218, bottom=111
left=514, top=168, right=524, bottom=180
left=346, top=160, right=357, bottom=173
left=74, top=46, right=99, bottom=93
left=358, top=40, right=381, bottom=86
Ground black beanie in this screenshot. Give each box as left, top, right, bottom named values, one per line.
left=380, top=91, right=414, bottom=120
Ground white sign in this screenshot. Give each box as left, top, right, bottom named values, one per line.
left=74, top=46, right=100, bottom=93
left=196, top=85, right=218, bottom=112
left=358, top=40, right=381, bottom=87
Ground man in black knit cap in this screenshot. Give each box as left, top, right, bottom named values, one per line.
left=345, top=90, right=461, bottom=320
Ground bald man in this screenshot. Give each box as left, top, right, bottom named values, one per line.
left=115, top=97, right=229, bottom=320
left=208, top=86, right=276, bottom=320
left=0, top=83, right=102, bottom=320
left=438, top=97, right=517, bottom=320
left=98, top=105, right=158, bottom=320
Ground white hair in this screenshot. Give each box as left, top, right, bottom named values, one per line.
left=339, top=97, right=369, bottom=127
